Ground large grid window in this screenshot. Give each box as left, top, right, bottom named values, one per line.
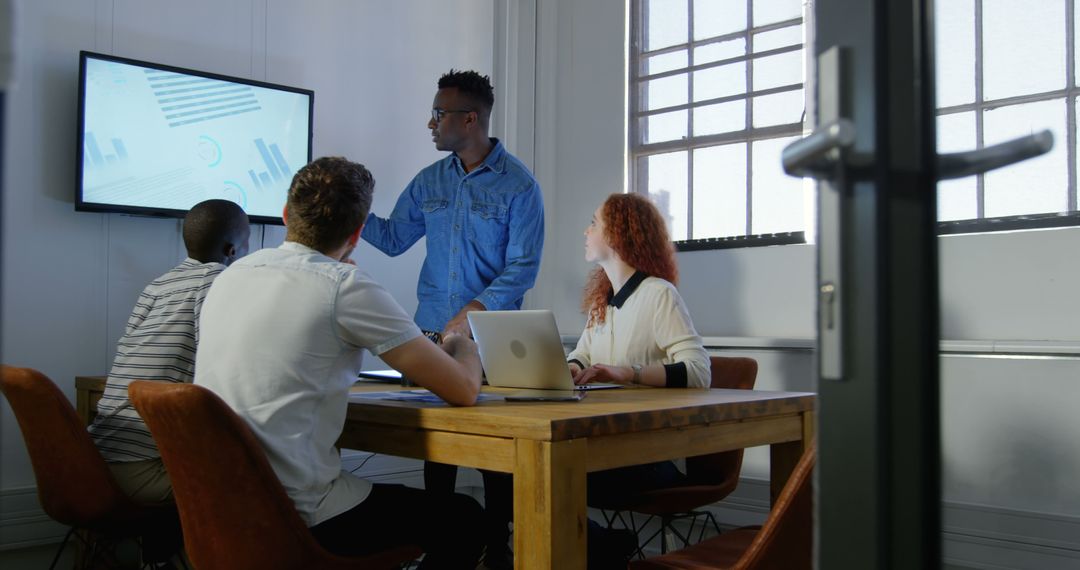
left=629, top=0, right=808, bottom=250
left=632, top=0, right=1080, bottom=250
left=935, top=0, right=1080, bottom=233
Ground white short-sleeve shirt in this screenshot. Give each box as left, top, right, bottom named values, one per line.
left=195, top=242, right=422, bottom=526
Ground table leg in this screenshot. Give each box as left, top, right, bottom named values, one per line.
left=76, top=383, right=90, bottom=426
left=770, top=410, right=816, bottom=504
left=513, top=438, right=587, bottom=570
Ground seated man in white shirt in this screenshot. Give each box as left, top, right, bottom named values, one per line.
left=195, top=156, right=485, bottom=568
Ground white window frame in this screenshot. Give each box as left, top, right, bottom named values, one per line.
left=935, top=0, right=1080, bottom=235
left=630, top=0, right=1080, bottom=250
left=628, top=0, right=808, bottom=250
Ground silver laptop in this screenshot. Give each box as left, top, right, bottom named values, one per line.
left=468, top=310, right=620, bottom=398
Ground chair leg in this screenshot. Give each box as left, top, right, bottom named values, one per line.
left=82, top=536, right=100, bottom=570
left=604, top=510, right=732, bottom=560
left=601, top=509, right=619, bottom=528
left=704, top=511, right=721, bottom=540
left=47, top=528, right=75, bottom=570
left=601, top=509, right=651, bottom=560
left=660, top=516, right=669, bottom=553
left=696, top=512, right=710, bottom=543
left=665, top=516, right=693, bottom=549
left=77, top=532, right=127, bottom=570
left=625, top=511, right=653, bottom=561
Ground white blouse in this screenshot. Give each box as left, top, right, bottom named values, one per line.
left=567, top=273, right=710, bottom=388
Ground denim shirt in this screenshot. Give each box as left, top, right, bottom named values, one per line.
left=361, top=139, right=545, bottom=332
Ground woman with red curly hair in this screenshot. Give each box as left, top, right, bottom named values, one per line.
left=567, top=193, right=710, bottom=389
left=562, top=193, right=712, bottom=565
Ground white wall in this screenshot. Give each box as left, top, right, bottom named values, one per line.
left=1, top=0, right=492, bottom=508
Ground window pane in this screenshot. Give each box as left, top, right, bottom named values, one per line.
left=753, top=49, right=803, bottom=91
left=936, top=112, right=977, bottom=221
left=983, top=100, right=1068, bottom=217
left=693, top=62, right=746, bottom=101
left=753, top=0, right=801, bottom=27
left=694, top=100, right=745, bottom=136
left=934, top=0, right=975, bottom=107
left=752, top=90, right=804, bottom=128
left=983, top=0, right=1065, bottom=100
left=754, top=25, right=802, bottom=52
left=752, top=136, right=804, bottom=234
left=693, top=39, right=745, bottom=66
left=641, top=110, right=688, bottom=144
left=646, top=0, right=689, bottom=51
left=644, top=152, right=689, bottom=240
left=693, top=144, right=748, bottom=238
left=694, top=0, right=746, bottom=40
left=643, top=50, right=689, bottom=76
left=644, top=73, right=688, bottom=110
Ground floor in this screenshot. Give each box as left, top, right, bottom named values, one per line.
left=0, top=539, right=986, bottom=570
left=0, top=542, right=73, bottom=569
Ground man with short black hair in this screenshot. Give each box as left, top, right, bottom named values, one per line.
left=195, top=157, right=485, bottom=568
left=362, top=70, right=544, bottom=568
left=89, top=198, right=250, bottom=504
left=362, top=69, right=544, bottom=341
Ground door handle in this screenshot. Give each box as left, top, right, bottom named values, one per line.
left=783, top=122, right=1053, bottom=181
left=937, top=130, right=1053, bottom=180
left=781, top=119, right=856, bottom=178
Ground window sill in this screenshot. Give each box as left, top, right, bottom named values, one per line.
left=562, top=335, right=1080, bottom=357
left=675, top=231, right=806, bottom=251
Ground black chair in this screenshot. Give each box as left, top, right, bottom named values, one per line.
left=596, top=356, right=759, bottom=557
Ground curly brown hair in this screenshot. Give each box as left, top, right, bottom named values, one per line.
left=285, top=157, right=374, bottom=253
left=582, top=193, right=678, bottom=326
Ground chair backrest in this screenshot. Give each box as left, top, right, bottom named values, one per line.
left=685, top=356, right=759, bottom=487
left=0, top=365, right=139, bottom=528
left=736, top=440, right=815, bottom=570
left=129, top=380, right=337, bottom=570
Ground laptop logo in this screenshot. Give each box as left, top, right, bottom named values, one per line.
left=510, top=340, right=527, bottom=359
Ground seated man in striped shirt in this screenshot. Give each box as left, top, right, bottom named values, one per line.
left=87, top=199, right=250, bottom=505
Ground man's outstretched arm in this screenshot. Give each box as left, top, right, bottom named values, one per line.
left=380, top=334, right=482, bottom=406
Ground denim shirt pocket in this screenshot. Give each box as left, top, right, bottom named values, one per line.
left=467, top=201, right=509, bottom=246
left=420, top=198, right=450, bottom=235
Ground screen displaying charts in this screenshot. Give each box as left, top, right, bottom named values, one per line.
left=76, top=52, right=313, bottom=224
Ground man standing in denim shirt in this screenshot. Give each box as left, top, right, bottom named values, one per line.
left=362, top=69, right=544, bottom=341
left=360, top=69, right=543, bottom=569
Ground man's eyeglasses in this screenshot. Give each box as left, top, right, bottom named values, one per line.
left=431, top=108, right=473, bottom=123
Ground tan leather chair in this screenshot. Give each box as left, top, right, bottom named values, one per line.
left=595, top=356, right=758, bottom=555
left=128, top=380, right=421, bottom=570
left=0, top=365, right=181, bottom=569
left=630, top=441, right=815, bottom=570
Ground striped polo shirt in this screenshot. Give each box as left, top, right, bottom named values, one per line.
left=88, top=258, right=225, bottom=462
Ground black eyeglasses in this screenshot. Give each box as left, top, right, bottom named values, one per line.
left=431, top=108, right=473, bottom=123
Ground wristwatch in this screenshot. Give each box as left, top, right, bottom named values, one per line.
left=630, top=364, right=643, bottom=385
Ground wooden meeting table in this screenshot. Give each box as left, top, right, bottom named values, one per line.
left=76, top=377, right=815, bottom=569
left=341, top=382, right=815, bottom=570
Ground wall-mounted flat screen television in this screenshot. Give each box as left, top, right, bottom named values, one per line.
left=75, top=51, right=313, bottom=224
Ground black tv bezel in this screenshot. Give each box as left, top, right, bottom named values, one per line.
left=75, top=50, right=314, bottom=226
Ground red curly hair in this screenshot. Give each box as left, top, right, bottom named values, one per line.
left=582, top=193, right=678, bottom=326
